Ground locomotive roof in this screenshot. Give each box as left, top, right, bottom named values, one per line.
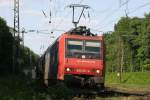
left=66, top=26, right=97, bottom=36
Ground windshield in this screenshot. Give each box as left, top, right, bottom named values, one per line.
left=85, top=41, right=100, bottom=53
left=67, top=39, right=83, bottom=52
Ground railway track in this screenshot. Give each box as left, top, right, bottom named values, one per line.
left=45, top=80, right=150, bottom=97
left=70, top=86, right=150, bottom=98
left=42, top=82, right=150, bottom=100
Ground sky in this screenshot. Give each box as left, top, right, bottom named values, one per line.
left=0, top=0, right=150, bottom=55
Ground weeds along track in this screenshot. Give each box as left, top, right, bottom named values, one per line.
left=46, top=82, right=150, bottom=99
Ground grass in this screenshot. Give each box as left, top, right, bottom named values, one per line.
left=0, top=75, right=44, bottom=100
left=105, top=72, right=150, bottom=91
left=0, top=74, right=73, bottom=100
left=0, top=72, right=150, bottom=100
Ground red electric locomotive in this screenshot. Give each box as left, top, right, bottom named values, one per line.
left=37, top=26, right=105, bottom=88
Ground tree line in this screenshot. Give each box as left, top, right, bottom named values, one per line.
left=104, top=13, right=150, bottom=72
left=0, top=17, right=39, bottom=74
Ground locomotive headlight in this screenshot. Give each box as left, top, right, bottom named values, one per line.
left=66, top=68, right=70, bottom=72
left=82, top=55, right=86, bottom=59
left=96, top=70, right=100, bottom=74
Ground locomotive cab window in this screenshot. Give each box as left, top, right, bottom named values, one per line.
left=66, top=39, right=101, bottom=59
left=84, top=40, right=101, bottom=59
left=85, top=41, right=101, bottom=53
left=67, top=39, right=83, bottom=52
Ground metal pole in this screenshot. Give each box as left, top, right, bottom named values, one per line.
left=77, top=7, right=85, bottom=23
left=72, top=6, right=75, bottom=24
left=13, top=0, right=20, bottom=73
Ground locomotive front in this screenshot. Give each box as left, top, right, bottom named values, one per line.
left=61, top=26, right=105, bottom=87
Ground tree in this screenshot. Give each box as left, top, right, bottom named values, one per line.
left=137, top=13, right=150, bottom=71
left=0, top=17, right=39, bottom=74
left=105, top=13, right=150, bottom=72
left=0, top=17, right=13, bottom=72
